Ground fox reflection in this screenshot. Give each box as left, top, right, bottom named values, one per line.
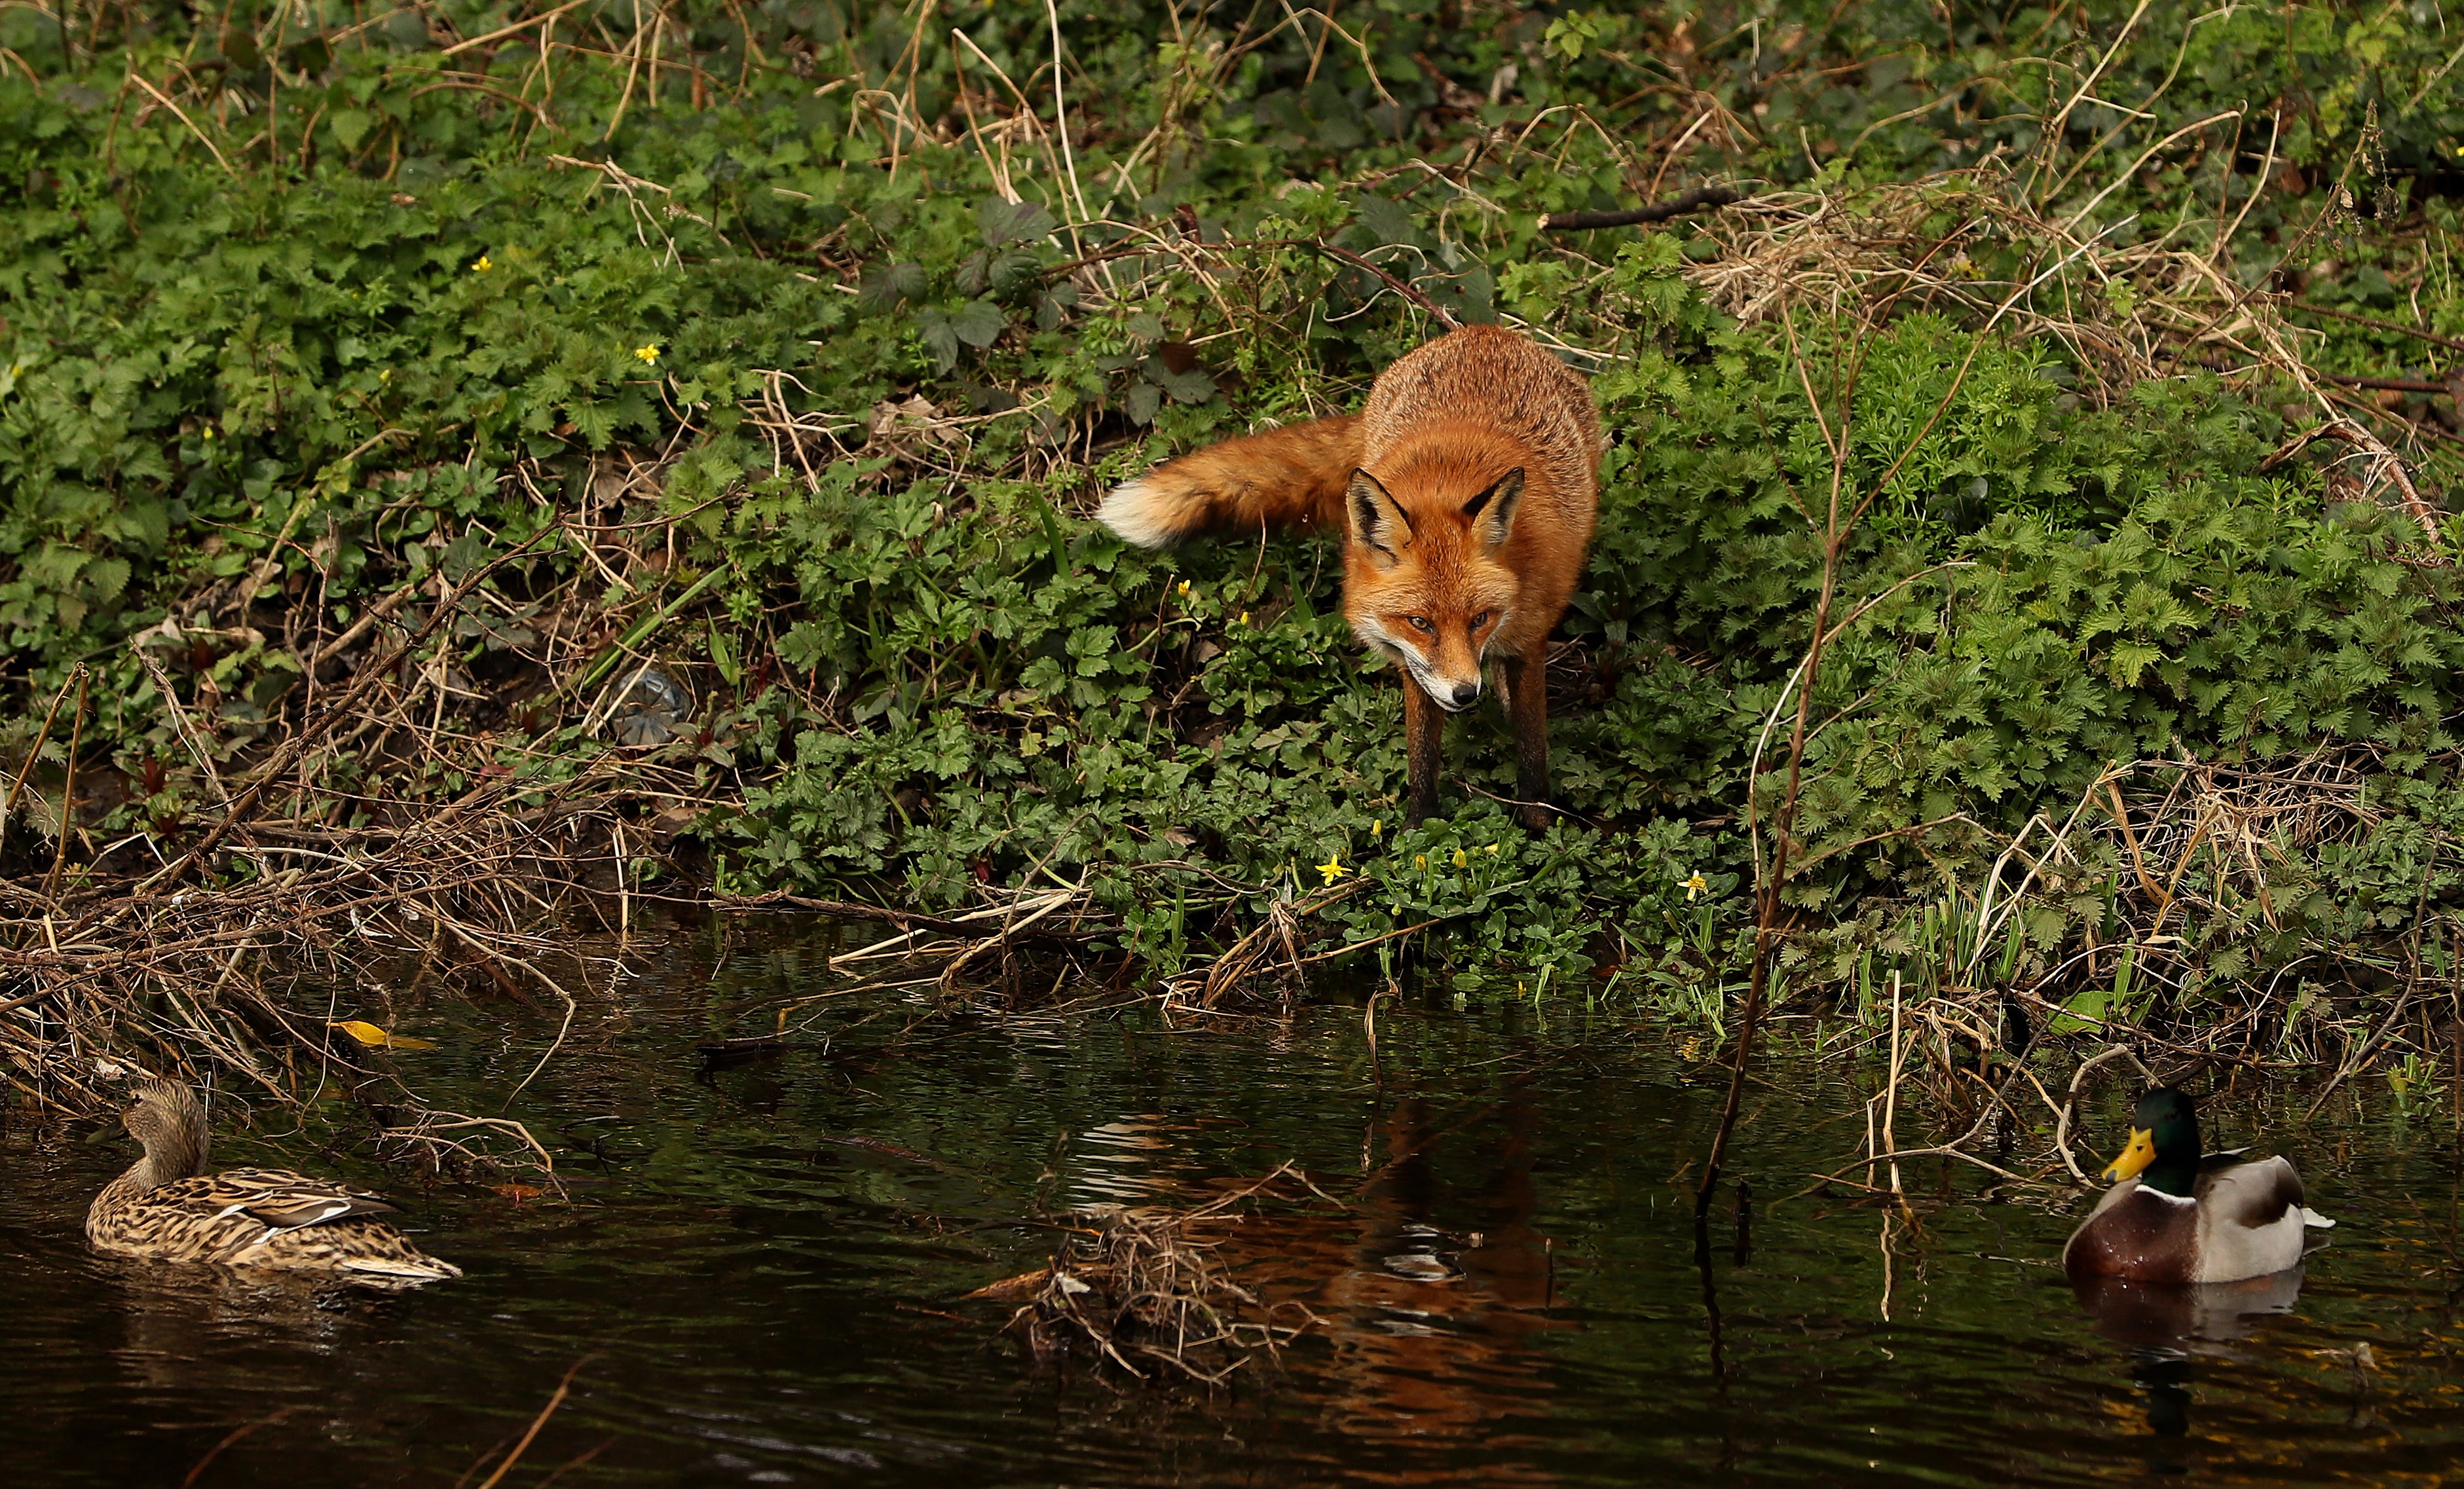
left=1304, top=1086, right=1571, bottom=1450
left=1063, top=1082, right=1570, bottom=1458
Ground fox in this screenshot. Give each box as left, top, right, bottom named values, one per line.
left=1097, top=324, right=1600, bottom=828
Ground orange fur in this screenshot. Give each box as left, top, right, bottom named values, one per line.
left=1100, top=326, right=1601, bottom=824
left=1094, top=414, right=1362, bottom=546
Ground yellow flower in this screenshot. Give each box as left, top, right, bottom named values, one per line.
left=1237, top=610, right=1250, bottom=626
left=472, top=254, right=493, bottom=272
left=1683, top=871, right=1708, bottom=902
left=635, top=343, right=662, bottom=364
left=1316, top=850, right=1346, bottom=886
left=329, top=1020, right=438, bottom=1050
left=1451, top=847, right=1468, bottom=868
left=1413, top=854, right=1427, bottom=872
left=1485, top=843, right=1499, bottom=855
left=1370, top=818, right=1382, bottom=838
left=1176, top=579, right=1191, bottom=598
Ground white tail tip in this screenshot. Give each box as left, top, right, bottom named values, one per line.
left=1095, top=476, right=1179, bottom=549
left=2300, top=1208, right=2335, bottom=1229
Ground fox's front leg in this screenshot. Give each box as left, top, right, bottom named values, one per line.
left=1402, top=672, right=1444, bottom=825
left=1502, top=638, right=1551, bottom=831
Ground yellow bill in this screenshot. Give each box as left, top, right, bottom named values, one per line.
left=2100, top=1126, right=2157, bottom=1184
left=329, top=1020, right=438, bottom=1050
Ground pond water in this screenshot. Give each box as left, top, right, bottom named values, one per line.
left=5, top=921, right=2462, bottom=1486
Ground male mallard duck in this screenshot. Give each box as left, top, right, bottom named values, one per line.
left=86, top=1079, right=461, bottom=1283
left=2062, top=1086, right=2330, bottom=1285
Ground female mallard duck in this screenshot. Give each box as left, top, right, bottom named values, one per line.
left=2063, top=1086, right=2330, bottom=1285
left=86, top=1079, right=461, bottom=1283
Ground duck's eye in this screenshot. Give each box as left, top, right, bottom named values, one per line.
left=1469, top=612, right=1491, bottom=631
left=1406, top=616, right=1434, bottom=634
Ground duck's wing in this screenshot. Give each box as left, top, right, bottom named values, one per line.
left=154, top=1169, right=400, bottom=1232
left=2197, top=1150, right=2330, bottom=1221
left=2192, top=1156, right=2311, bottom=1281
left=2194, top=1154, right=2302, bottom=1217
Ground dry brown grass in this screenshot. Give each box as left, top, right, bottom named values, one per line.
left=984, top=1162, right=1337, bottom=1384
left=0, top=525, right=727, bottom=1166
left=1677, top=168, right=2442, bottom=539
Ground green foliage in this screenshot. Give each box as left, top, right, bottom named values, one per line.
left=3, top=1, right=2463, bottom=1027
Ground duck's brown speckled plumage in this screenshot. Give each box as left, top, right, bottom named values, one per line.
left=86, top=1080, right=460, bottom=1283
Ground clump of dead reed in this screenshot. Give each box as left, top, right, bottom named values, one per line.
left=980, top=1163, right=1334, bottom=1384
left=0, top=511, right=736, bottom=1167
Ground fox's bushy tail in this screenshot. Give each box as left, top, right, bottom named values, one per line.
left=1096, top=415, right=1362, bottom=547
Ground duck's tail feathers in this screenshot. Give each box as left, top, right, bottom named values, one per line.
left=2300, top=1207, right=2336, bottom=1229
left=339, top=1253, right=464, bottom=1281
left=1097, top=414, right=1362, bottom=548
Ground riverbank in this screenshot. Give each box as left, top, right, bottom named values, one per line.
left=7, top=3, right=2464, bottom=1124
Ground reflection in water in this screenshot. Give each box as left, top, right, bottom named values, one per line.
left=2074, top=1267, right=2306, bottom=1464
left=2072, top=1268, right=2307, bottom=1352
left=1055, top=1082, right=1571, bottom=1473
left=6, top=926, right=2464, bottom=1488
left=1067, top=1116, right=1183, bottom=1205
left=107, top=1262, right=360, bottom=1387
left=1307, top=1081, right=1569, bottom=1465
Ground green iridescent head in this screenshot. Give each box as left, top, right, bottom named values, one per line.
left=2099, top=1087, right=2201, bottom=1196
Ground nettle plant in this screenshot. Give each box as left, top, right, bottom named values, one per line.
left=1, top=0, right=2461, bottom=1023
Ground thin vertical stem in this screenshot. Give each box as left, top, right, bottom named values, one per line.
left=1043, top=0, right=1094, bottom=232
left=1863, top=1095, right=1878, bottom=1190
left=1696, top=526, right=1840, bottom=1222
left=3, top=667, right=83, bottom=830
left=43, top=668, right=90, bottom=906
left=1882, top=970, right=1905, bottom=1195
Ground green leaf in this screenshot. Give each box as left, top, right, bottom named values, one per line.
left=856, top=261, right=929, bottom=314
left=84, top=555, right=130, bottom=602
left=950, top=298, right=1006, bottom=349
left=777, top=621, right=829, bottom=671
left=441, top=531, right=495, bottom=582
left=1150, top=363, right=1216, bottom=405
left=1353, top=194, right=1419, bottom=246
left=2108, top=641, right=2163, bottom=687
left=977, top=197, right=1058, bottom=246
left=916, top=308, right=960, bottom=369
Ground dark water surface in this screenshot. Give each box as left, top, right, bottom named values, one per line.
left=6, top=923, right=2463, bottom=1486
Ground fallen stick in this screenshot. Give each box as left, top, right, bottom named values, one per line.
left=2286, top=301, right=2464, bottom=358
left=1540, top=184, right=1745, bottom=231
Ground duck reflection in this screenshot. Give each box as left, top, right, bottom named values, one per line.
left=2072, top=1266, right=2304, bottom=1451
left=105, top=1259, right=375, bottom=1380
left=2072, top=1266, right=2305, bottom=1352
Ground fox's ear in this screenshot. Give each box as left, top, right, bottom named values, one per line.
left=1347, top=469, right=1413, bottom=566
left=1461, top=468, right=1525, bottom=551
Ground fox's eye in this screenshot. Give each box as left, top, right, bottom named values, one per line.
left=1469, top=612, right=1490, bottom=631
left=1406, top=616, right=1434, bottom=634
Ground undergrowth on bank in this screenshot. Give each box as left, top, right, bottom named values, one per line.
left=4, top=0, right=2464, bottom=1059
